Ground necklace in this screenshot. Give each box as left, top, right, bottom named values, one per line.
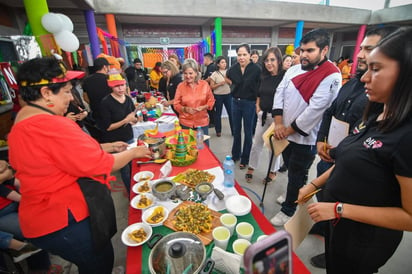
left=27, top=102, right=55, bottom=115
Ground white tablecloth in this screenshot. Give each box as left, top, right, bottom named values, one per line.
left=132, top=115, right=178, bottom=139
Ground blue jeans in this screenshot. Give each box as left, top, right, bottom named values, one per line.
left=281, top=142, right=317, bottom=216
left=231, top=98, right=256, bottom=165
left=0, top=202, right=51, bottom=271
left=120, top=139, right=134, bottom=193
left=214, top=94, right=233, bottom=135
left=181, top=125, right=209, bottom=146
left=30, top=212, right=114, bottom=274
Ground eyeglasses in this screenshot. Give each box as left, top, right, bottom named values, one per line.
left=161, top=70, right=168, bottom=74
left=264, top=58, right=277, bottom=63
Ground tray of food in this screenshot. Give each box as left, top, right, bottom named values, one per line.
left=163, top=201, right=221, bottom=245
left=171, top=168, right=216, bottom=188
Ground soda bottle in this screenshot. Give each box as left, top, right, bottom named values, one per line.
left=196, top=126, right=204, bottom=150
left=223, top=155, right=235, bottom=188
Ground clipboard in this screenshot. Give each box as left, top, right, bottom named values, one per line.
left=328, top=116, right=350, bottom=147
left=263, top=123, right=289, bottom=156
left=284, top=198, right=315, bottom=251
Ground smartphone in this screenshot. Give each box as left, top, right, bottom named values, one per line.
left=244, top=230, right=292, bottom=274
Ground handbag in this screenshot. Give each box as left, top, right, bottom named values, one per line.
left=77, top=177, right=117, bottom=251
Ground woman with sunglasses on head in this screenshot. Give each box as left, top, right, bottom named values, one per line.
left=245, top=47, right=285, bottom=184
left=209, top=56, right=233, bottom=137
left=297, top=27, right=412, bottom=274
left=8, top=57, right=151, bottom=274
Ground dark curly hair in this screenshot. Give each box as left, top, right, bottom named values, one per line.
left=17, top=57, right=68, bottom=102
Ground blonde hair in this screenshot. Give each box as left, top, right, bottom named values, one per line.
left=182, top=58, right=201, bottom=82
left=161, top=60, right=179, bottom=77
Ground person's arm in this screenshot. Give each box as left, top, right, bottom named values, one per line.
left=100, top=141, right=129, bottom=153
left=6, top=190, right=20, bottom=202
left=307, top=175, right=412, bottom=231
left=111, top=146, right=152, bottom=172
left=172, top=84, right=184, bottom=114
left=256, top=97, right=261, bottom=114
left=83, top=92, right=90, bottom=104
left=106, top=112, right=137, bottom=131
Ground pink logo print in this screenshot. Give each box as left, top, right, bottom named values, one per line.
left=372, top=140, right=383, bottom=149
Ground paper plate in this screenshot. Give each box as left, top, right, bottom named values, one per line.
left=130, top=193, right=155, bottom=210
left=121, top=222, right=152, bottom=247
left=142, top=206, right=169, bottom=227
left=133, top=171, right=154, bottom=182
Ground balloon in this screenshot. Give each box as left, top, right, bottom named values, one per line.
left=285, top=44, right=295, bottom=56
left=41, top=13, right=63, bottom=34
left=54, top=30, right=79, bottom=52
left=57, top=13, right=74, bottom=32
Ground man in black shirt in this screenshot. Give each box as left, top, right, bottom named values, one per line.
left=124, top=58, right=149, bottom=92
left=82, top=57, right=112, bottom=140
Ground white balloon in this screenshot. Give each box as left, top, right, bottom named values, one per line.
left=54, top=31, right=79, bottom=52
left=41, top=13, right=63, bottom=34
left=57, top=13, right=74, bottom=32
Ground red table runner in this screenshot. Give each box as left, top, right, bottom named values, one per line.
left=125, top=146, right=309, bottom=273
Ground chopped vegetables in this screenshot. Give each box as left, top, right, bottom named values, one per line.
left=173, top=204, right=213, bottom=234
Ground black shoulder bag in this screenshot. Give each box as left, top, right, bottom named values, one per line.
left=77, top=177, right=117, bottom=251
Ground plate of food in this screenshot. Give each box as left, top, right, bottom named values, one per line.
left=133, top=171, right=154, bottom=182
left=172, top=168, right=216, bottom=188
left=132, top=180, right=152, bottom=194
left=130, top=193, right=155, bottom=209
left=163, top=201, right=222, bottom=245
left=121, top=222, right=152, bottom=247
left=142, top=205, right=169, bottom=227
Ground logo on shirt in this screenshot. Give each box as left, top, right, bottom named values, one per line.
left=363, top=137, right=383, bottom=149
left=353, top=122, right=366, bottom=134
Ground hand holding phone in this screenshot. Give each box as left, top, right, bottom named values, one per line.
left=244, top=230, right=292, bottom=274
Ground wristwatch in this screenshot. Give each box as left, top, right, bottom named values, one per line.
left=336, top=202, right=344, bottom=217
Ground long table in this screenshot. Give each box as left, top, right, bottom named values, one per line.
left=126, top=146, right=309, bottom=273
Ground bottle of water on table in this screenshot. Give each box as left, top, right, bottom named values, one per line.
left=223, top=155, right=235, bottom=188
left=196, top=126, right=204, bottom=150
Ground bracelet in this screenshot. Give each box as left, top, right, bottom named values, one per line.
left=333, top=202, right=343, bottom=226
left=310, top=181, right=320, bottom=190
left=183, top=106, right=186, bottom=112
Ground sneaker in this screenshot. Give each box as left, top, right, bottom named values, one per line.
left=276, top=195, right=285, bottom=205
left=270, top=211, right=291, bottom=226
left=310, top=253, right=326, bottom=269
left=9, top=243, right=42, bottom=263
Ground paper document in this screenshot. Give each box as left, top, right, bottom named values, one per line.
left=328, top=116, right=350, bottom=147
left=263, top=123, right=289, bottom=156
left=284, top=198, right=315, bottom=251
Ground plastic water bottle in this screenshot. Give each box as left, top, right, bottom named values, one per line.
left=223, top=155, right=235, bottom=188
left=196, top=126, right=204, bottom=150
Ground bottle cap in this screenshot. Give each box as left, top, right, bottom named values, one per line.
left=225, top=155, right=231, bottom=160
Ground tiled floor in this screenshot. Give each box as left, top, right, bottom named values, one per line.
left=51, top=117, right=412, bottom=273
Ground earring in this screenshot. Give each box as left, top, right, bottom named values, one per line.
left=46, top=100, right=54, bottom=108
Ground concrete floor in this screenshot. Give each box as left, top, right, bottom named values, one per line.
left=52, top=117, right=412, bottom=273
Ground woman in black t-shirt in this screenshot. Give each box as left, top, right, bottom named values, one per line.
left=245, top=47, right=285, bottom=184
left=98, top=74, right=138, bottom=192
left=297, top=27, right=412, bottom=274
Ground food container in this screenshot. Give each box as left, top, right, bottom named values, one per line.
left=148, top=232, right=214, bottom=274
left=195, top=182, right=214, bottom=200
left=138, top=134, right=166, bottom=159
left=151, top=180, right=176, bottom=201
